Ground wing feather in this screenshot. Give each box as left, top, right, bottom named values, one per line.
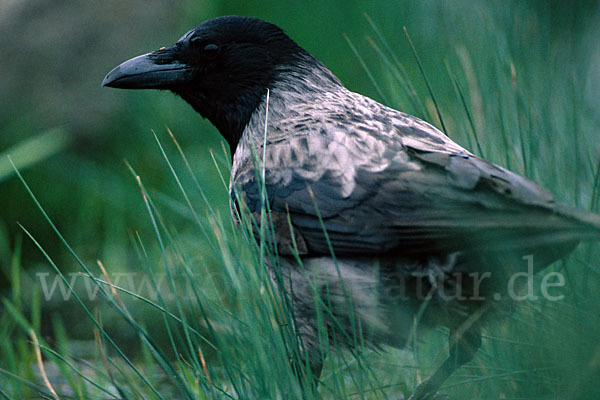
left=233, top=91, right=598, bottom=262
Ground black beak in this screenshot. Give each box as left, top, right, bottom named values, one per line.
left=102, top=47, right=192, bottom=89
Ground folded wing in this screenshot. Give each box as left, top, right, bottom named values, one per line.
left=234, top=99, right=600, bottom=266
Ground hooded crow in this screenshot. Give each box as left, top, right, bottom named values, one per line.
left=103, top=15, right=600, bottom=399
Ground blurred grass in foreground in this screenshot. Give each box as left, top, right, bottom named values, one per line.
left=2, top=1, right=600, bottom=399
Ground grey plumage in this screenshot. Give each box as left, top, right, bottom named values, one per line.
left=102, top=16, right=600, bottom=399
left=234, top=63, right=599, bottom=258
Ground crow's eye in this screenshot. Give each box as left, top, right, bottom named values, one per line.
left=189, top=37, right=220, bottom=59
left=202, top=43, right=220, bottom=58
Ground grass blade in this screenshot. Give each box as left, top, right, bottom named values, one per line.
left=403, top=27, right=447, bottom=134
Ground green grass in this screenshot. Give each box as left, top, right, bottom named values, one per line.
left=2, top=1, right=600, bottom=399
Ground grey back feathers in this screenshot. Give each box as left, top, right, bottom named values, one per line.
left=233, top=60, right=597, bottom=264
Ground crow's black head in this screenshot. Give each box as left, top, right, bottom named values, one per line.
left=103, top=16, right=332, bottom=150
